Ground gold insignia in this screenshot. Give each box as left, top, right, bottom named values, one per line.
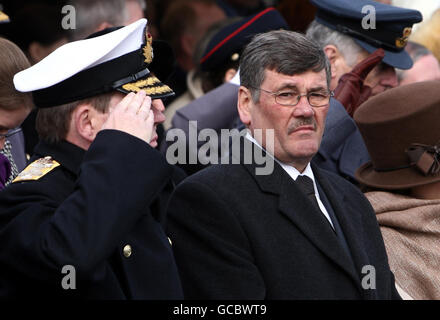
left=122, top=83, right=173, bottom=95
left=231, top=53, right=240, bottom=61
left=12, top=156, right=60, bottom=183
left=122, top=75, right=173, bottom=95
left=143, top=32, right=153, bottom=64
left=395, top=27, right=412, bottom=48
left=0, top=10, right=10, bottom=23
left=124, top=76, right=160, bottom=88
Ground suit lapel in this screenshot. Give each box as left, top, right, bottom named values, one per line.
left=276, top=170, right=361, bottom=287
left=238, top=138, right=362, bottom=289
left=314, top=168, right=375, bottom=297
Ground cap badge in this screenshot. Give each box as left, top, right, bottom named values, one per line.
left=231, top=53, right=240, bottom=61
left=395, top=27, right=412, bottom=48
left=143, top=32, right=153, bottom=64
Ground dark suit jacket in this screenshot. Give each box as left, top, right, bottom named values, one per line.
left=166, top=139, right=399, bottom=299
left=0, top=130, right=183, bottom=299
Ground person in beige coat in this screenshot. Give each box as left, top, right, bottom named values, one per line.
left=354, top=80, right=440, bottom=300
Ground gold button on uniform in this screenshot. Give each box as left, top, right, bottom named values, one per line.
left=231, top=52, right=240, bottom=61
left=123, top=244, right=132, bottom=258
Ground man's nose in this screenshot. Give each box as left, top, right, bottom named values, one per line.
left=292, top=96, right=315, bottom=118
left=152, top=99, right=166, bottom=124
left=152, top=99, right=165, bottom=112
left=380, top=68, right=398, bottom=89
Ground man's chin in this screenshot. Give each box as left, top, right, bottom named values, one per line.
left=288, top=144, right=319, bottom=160
left=149, top=135, right=158, bottom=148
left=275, top=146, right=318, bottom=164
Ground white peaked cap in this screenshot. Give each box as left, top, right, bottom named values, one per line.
left=13, top=18, right=174, bottom=108
left=14, top=18, right=147, bottom=92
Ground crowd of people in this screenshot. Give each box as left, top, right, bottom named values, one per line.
left=0, top=0, right=440, bottom=300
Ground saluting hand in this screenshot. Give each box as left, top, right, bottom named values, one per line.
left=101, top=91, right=155, bottom=144
left=334, top=48, right=385, bottom=117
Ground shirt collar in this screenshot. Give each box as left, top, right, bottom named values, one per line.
left=245, top=131, right=317, bottom=184
left=229, top=69, right=240, bottom=86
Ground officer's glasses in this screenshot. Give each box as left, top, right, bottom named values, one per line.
left=0, top=127, right=22, bottom=141
left=249, top=87, right=334, bottom=107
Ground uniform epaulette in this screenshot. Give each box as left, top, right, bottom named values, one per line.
left=12, top=156, right=60, bottom=183
left=0, top=10, right=10, bottom=23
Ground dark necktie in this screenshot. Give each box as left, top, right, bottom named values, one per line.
left=296, top=175, right=337, bottom=233
left=295, top=175, right=321, bottom=213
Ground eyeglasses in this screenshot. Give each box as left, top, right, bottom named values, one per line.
left=0, top=127, right=22, bottom=140
left=249, top=86, right=334, bottom=107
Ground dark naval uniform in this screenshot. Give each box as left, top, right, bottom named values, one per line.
left=0, top=130, right=183, bottom=299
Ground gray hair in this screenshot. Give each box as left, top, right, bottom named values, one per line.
left=68, top=0, right=128, bottom=41
left=240, top=30, right=331, bottom=103
left=305, top=20, right=363, bottom=67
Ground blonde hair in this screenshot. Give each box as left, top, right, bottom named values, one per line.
left=410, top=9, right=440, bottom=63
left=0, top=37, right=33, bottom=112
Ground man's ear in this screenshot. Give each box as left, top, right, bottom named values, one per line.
left=323, top=44, right=339, bottom=83
left=237, top=86, right=253, bottom=126
left=72, top=104, right=99, bottom=143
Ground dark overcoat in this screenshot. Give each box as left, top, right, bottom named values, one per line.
left=167, top=138, right=399, bottom=299
left=0, top=130, right=183, bottom=299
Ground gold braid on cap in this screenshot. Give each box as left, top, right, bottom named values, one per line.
left=121, top=76, right=173, bottom=95
left=406, top=142, right=440, bottom=176
left=143, top=32, right=153, bottom=64
left=122, top=84, right=172, bottom=95
left=123, top=76, right=160, bottom=88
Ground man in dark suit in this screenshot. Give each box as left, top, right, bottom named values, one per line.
left=167, top=0, right=422, bottom=184
left=0, top=19, right=183, bottom=299
left=167, top=30, right=400, bottom=299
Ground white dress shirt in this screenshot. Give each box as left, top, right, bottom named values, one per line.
left=245, top=132, right=335, bottom=229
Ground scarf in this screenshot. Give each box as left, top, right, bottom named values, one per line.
left=365, top=191, right=440, bottom=300
left=0, top=140, right=19, bottom=186
left=0, top=153, right=11, bottom=190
